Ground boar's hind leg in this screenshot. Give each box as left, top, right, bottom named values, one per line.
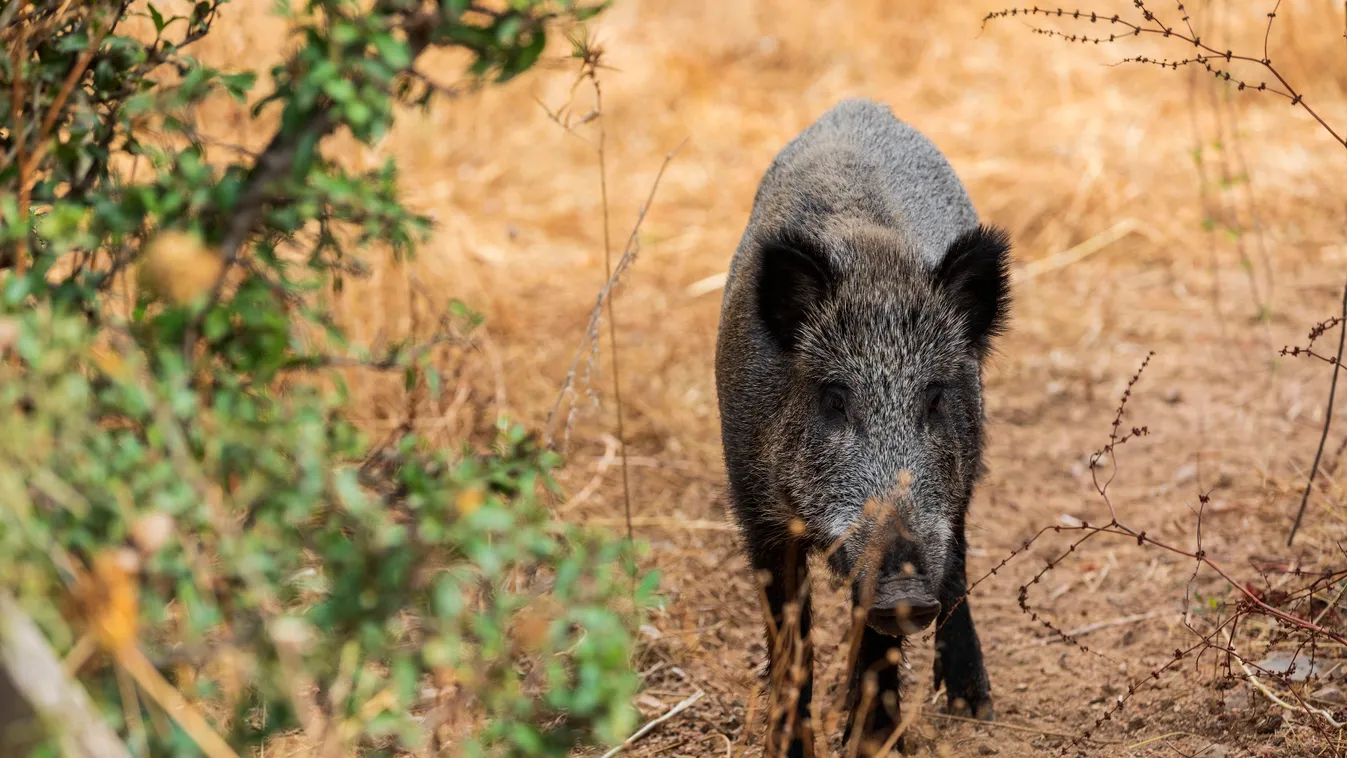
left=757, top=541, right=816, bottom=758
left=932, top=532, right=993, bottom=720
left=842, top=624, right=906, bottom=756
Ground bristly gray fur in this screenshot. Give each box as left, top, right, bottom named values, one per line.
left=717, top=96, right=998, bottom=579
left=715, top=97, right=1008, bottom=750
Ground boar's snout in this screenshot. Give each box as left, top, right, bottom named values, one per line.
left=865, top=575, right=941, bottom=636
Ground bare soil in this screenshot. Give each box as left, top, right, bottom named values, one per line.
left=191, top=0, right=1347, bottom=755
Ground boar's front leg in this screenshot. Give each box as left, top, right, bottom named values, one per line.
left=932, top=530, right=993, bottom=720
left=842, top=622, right=906, bottom=756
left=757, top=541, right=816, bottom=758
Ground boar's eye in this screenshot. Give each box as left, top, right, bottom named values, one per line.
left=924, top=385, right=944, bottom=421
left=820, top=383, right=850, bottom=422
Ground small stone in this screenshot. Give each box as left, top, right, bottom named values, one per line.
left=978, top=746, right=998, bottom=755
left=1194, top=745, right=1230, bottom=758
left=1222, top=686, right=1250, bottom=712
left=1255, top=651, right=1323, bottom=682
left=1313, top=685, right=1346, bottom=704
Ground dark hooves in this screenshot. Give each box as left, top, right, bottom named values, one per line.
left=947, top=695, right=995, bottom=722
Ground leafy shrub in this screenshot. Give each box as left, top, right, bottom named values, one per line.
left=0, top=0, right=654, bottom=756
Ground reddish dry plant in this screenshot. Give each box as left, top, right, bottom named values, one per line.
left=1283, top=285, right=1347, bottom=546
left=934, top=342, right=1347, bottom=756
left=982, top=1, right=1347, bottom=151
left=968, top=3, right=1347, bottom=754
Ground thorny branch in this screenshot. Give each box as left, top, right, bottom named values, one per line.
left=923, top=341, right=1347, bottom=754
left=983, top=1, right=1347, bottom=149
left=1285, top=283, right=1347, bottom=546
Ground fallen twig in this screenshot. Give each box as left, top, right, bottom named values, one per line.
left=581, top=516, right=734, bottom=532
left=1123, top=731, right=1200, bottom=750
left=1012, top=218, right=1141, bottom=283
left=599, top=689, right=705, bottom=758
left=1238, top=658, right=1345, bottom=728
left=557, top=434, right=619, bottom=512
left=117, top=646, right=241, bottom=758
left=929, top=712, right=1123, bottom=745
left=0, top=591, right=135, bottom=758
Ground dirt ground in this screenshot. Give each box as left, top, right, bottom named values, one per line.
left=191, top=0, right=1347, bottom=755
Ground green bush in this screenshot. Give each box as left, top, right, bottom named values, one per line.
left=0, top=1, right=656, bottom=756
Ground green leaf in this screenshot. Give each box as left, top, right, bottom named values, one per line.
left=495, top=14, right=524, bottom=46
left=204, top=307, right=231, bottom=342
left=372, top=33, right=412, bottom=70
left=323, top=78, right=357, bottom=104
left=148, top=3, right=167, bottom=33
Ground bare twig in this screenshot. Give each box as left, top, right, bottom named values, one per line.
left=599, top=689, right=705, bottom=758
left=584, top=46, right=636, bottom=547
left=929, top=712, right=1123, bottom=744
left=581, top=516, right=735, bottom=532
left=1238, top=658, right=1346, bottom=728
left=544, top=139, right=686, bottom=446
left=1288, top=283, right=1347, bottom=545
left=116, top=646, right=240, bottom=758
left=0, top=591, right=135, bottom=758
left=1011, top=218, right=1140, bottom=283
left=983, top=4, right=1347, bottom=149
left=10, top=18, right=28, bottom=277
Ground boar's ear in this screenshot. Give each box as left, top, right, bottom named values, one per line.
left=934, top=224, right=1012, bottom=357
left=755, top=231, right=836, bottom=353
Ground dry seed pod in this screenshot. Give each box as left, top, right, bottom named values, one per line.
left=136, top=229, right=224, bottom=306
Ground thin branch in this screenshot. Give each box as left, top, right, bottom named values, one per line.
left=0, top=591, right=135, bottom=758
left=11, top=17, right=29, bottom=277
left=181, top=3, right=441, bottom=358
left=599, top=689, right=704, bottom=758
left=18, top=10, right=113, bottom=181
left=587, top=54, right=635, bottom=548
left=1288, top=283, right=1347, bottom=545
left=929, top=712, right=1123, bottom=744
left=544, top=138, right=687, bottom=446
left=982, top=5, right=1347, bottom=149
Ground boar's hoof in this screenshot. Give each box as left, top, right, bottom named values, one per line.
left=948, top=695, right=995, bottom=722
left=866, top=595, right=940, bottom=636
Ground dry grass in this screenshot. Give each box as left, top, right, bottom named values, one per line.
left=178, top=0, right=1347, bottom=754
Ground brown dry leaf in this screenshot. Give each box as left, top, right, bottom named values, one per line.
left=74, top=547, right=142, bottom=654
left=89, top=344, right=131, bottom=380
left=510, top=595, right=561, bottom=653
left=136, top=229, right=224, bottom=306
